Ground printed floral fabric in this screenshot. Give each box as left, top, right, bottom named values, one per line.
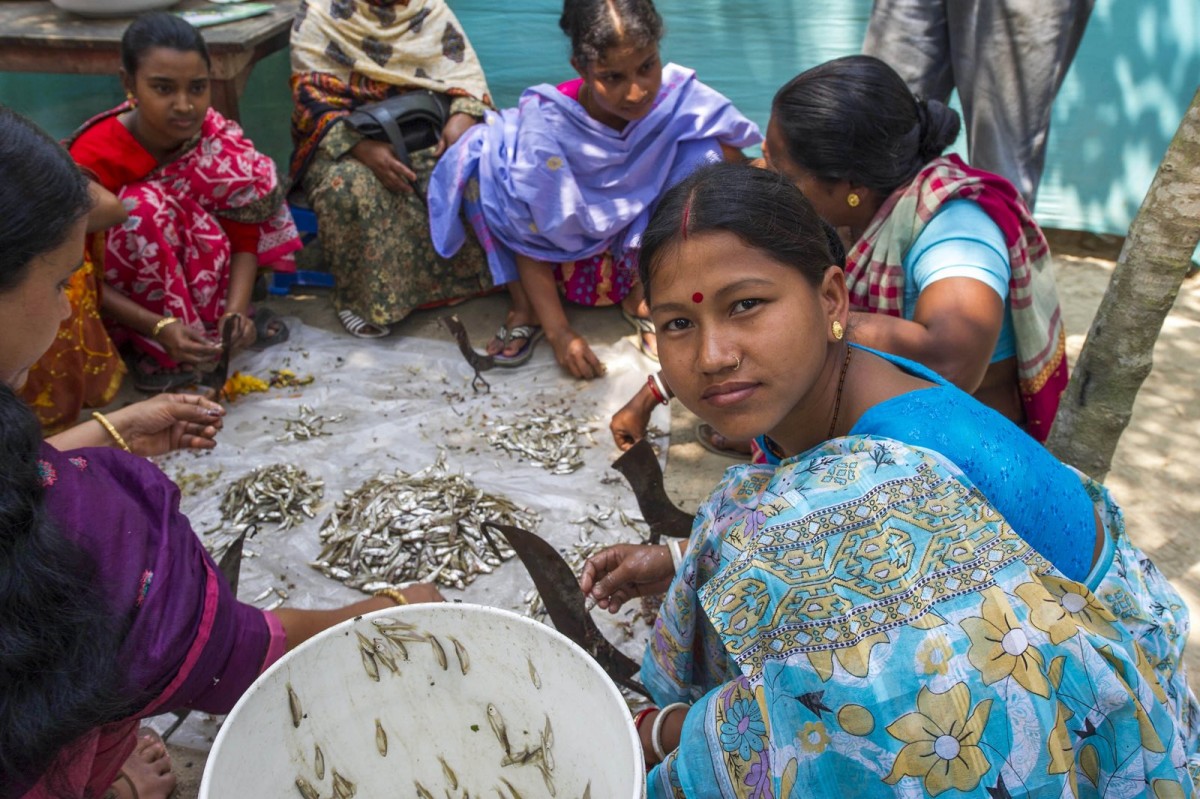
left=302, top=120, right=493, bottom=324
left=645, top=437, right=1198, bottom=797
left=288, top=0, right=492, bottom=182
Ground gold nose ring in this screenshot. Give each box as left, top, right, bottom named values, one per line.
left=733, top=356, right=741, bottom=371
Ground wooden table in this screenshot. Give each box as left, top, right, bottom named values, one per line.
left=0, top=0, right=299, bottom=121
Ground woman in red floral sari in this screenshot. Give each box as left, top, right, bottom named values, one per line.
left=68, top=13, right=301, bottom=391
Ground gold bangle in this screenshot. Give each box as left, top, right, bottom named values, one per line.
left=374, top=588, right=409, bottom=606
left=150, top=316, right=179, bottom=339
left=91, top=412, right=132, bottom=453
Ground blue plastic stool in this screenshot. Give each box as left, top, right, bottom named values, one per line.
left=270, top=200, right=336, bottom=295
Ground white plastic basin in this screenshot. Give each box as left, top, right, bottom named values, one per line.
left=200, top=603, right=645, bottom=798
left=49, top=0, right=180, bottom=18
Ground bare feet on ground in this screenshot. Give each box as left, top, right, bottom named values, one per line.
left=108, top=730, right=176, bottom=799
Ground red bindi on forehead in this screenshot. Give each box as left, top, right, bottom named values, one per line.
left=692, top=292, right=704, bottom=304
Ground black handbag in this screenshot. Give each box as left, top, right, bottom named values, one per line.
left=346, top=90, right=452, bottom=167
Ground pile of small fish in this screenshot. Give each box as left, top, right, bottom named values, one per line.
left=483, top=409, right=597, bottom=474
left=219, top=464, right=325, bottom=531
left=275, top=404, right=346, bottom=442
left=313, top=455, right=539, bottom=591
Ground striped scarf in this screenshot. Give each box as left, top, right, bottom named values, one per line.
left=844, top=154, right=1068, bottom=441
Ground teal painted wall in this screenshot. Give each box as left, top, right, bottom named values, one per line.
left=2, top=0, right=1197, bottom=236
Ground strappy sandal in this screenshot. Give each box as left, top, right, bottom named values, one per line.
left=493, top=323, right=544, bottom=367
left=620, top=308, right=658, bottom=362
left=337, top=309, right=391, bottom=339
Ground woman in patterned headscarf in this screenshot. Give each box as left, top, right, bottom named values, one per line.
left=290, top=0, right=495, bottom=338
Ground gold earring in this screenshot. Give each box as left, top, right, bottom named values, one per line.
left=847, top=193, right=860, bottom=208
left=831, top=320, right=844, bottom=341
left=125, top=92, right=137, bottom=108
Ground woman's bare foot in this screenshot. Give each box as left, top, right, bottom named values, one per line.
left=107, top=730, right=176, bottom=799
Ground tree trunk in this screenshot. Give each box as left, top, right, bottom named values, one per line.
left=1046, top=88, right=1200, bottom=479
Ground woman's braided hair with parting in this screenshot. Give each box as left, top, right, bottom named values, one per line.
left=771, top=54, right=961, bottom=196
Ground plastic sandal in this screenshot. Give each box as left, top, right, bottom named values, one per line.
left=337, top=309, right=391, bottom=339
left=620, top=308, right=658, bottom=362
left=494, top=324, right=544, bottom=367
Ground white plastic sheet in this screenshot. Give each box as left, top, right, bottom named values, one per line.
left=149, top=316, right=669, bottom=749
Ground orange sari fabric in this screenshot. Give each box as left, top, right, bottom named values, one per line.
left=20, top=234, right=124, bottom=433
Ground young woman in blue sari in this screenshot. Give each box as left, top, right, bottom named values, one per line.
left=581, top=163, right=1198, bottom=797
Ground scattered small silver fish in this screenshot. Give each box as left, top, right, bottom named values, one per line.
left=371, top=639, right=399, bottom=674
left=275, top=404, right=345, bottom=442
left=527, top=659, right=541, bottom=690
left=414, top=781, right=435, bottom=799
left=483, top=409, right=597, bottom=474
left=295, top=776, right=319, bottom=799
left=360, top=647, right=380, bottom=682
left=429, top=634, right=448, bottom=671
left=542, top=715, right=555, bottom=771
left=287, top=683, right=303, bottom=728
left=314, top=743, right=325, bottom=780
left=498, top=777, right=525, bottom=799
left=439, top=755, right=459, bottom=790
left=450, top=636, right=469, bottom=675
left=375, top=718, right=387, bottom=756
left=487, top=703, right=511, bottom=756
left=331, top=769, right=356, bottom=799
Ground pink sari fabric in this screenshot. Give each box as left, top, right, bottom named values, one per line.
left=70, top=106, right=302, bottom=368
left=844, top=154, right=1068, bottom=440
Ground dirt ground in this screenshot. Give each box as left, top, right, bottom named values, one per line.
left=163, top=230, right=1200, bottom=797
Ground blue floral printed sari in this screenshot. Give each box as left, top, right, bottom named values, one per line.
left=644, top=437, right=1198, bottom=798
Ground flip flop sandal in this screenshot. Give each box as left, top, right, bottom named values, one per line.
left=249, top=307, right=290, bottom=350
left=494, top=324, right=544, bottom=367
left=620, top=308, right=659, bottom=362
left=694, top=422, right=752, bottom=460
left=338, top=309, right=391, bottom=339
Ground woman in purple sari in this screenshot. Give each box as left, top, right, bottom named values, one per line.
left=0, top=107, right=441, bottom=799
left=428, top=0, right=760, bottom=379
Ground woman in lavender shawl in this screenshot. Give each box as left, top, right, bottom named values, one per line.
left=0, top=108, right=443, bottom=799
left=429, top=0, right=761, bottom=379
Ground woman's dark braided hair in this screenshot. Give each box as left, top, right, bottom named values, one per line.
left=559, top=0, right=664, bottom=67
left=771, top=55, right=961, bottom=196
left=0, top=107, right=133, bottom=799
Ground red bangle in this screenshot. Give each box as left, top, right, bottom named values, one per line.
left=646, top=375, right=667, bottom=405
left=634, top=706, right=658, bottom=732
